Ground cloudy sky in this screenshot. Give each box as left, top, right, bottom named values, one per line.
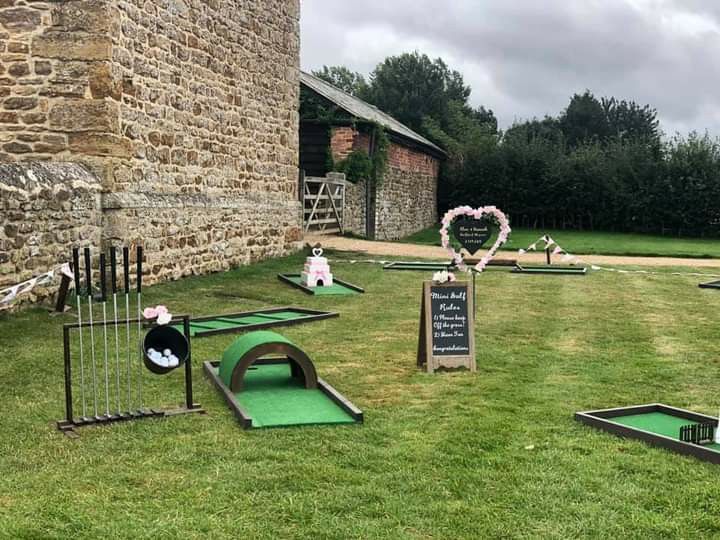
left=300, top=1, right=720, bottom=136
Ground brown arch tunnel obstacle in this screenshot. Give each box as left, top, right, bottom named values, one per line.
left=204, top=330, right=363, bottom=429
left=218, top=331, right=318, bottom=392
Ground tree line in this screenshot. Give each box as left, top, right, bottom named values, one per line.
left=313, top=54, right=720, bottom=237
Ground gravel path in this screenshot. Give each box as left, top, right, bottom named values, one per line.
left=306, top=234, right=720, bottom=268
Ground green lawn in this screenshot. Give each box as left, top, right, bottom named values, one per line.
left=3, top=251, right=720, bottom=538
left=403, top=225, right=720, bottom=259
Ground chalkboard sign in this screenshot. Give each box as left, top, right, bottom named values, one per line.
left=417, top=281, right=476, bottom=373
left=452, top=217, right=493, bottom=255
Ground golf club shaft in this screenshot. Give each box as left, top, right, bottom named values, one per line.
left=84, top=248, right=98, bottom=416
left=73, top=248, right=86, bottom=418
left=125, top=293, right=132, bottom=411
left=99, top=253, right=110, bottom=416
left=123, top=246, right=132, bottom=412
left=136, top=246, right=144, bottom=410
left=110, top=247, right=121, bottom=413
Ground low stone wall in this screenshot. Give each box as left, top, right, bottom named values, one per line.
left=103, top=192, right=302, bottom=285
left=0, top=162, right=102, bottom=308
left=375, top=164, right=437, bottom=241
left=342, top=177, right=366, bottom=237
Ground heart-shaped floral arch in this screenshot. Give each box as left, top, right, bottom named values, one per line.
left=440, top=205, right=511, bottom=273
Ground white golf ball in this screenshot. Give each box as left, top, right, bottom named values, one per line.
left=163, top=348, right=172, bottom=357
left=148, top=348, right=156, bottom=355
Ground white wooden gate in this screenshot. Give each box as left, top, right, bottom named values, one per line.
left=302, top=174, right=345, bottom=235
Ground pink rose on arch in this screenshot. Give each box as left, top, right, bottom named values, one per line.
left=143, top=307, right=158, bottom=319
left=440, top=205, right=512, bottom=273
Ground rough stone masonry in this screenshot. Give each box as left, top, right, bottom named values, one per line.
left=0, top=0, right=302, bottom=304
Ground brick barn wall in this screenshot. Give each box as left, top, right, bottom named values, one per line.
left=329, top=126, right=439, bottom=240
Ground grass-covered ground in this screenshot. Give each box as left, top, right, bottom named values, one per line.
left=3, top=250, right=720, bottom=538
left=403, top=225, right=720, bottom=259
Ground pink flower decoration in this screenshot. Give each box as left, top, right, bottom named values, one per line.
left=440, top=205, right=512, bottom=273
left=143, top=307, right=158, bottom=319
left=155, top=305, right=168, bottom=315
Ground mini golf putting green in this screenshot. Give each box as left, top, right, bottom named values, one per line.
left=383, top=261, right=455, bottom=272
left=699, top=279, right=720, bottom=289
left=205, top=362, right=359, bottom=428
left=277, top=274, right=364, bottom=295
left=170, top=307, right=338, bottom=338
left=382, top=259, right=516, bottom=272
left=575, top=403, right=720, bottom=464
left=513, top=264, right=587, bottom=275
left=203, top=330, right=362, bottom=429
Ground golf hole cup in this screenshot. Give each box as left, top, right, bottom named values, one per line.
left=142, top=325, right=189, bottom=375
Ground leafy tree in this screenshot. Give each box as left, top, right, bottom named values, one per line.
left=601, top=97, right=660, bottom=145
left=304, top=53, right=720, bottom=238
left=560, top=91, right=610, bottom=147
left=312, top=65, right=369, bottom=97
left=365, top=51, right=471, bottom=133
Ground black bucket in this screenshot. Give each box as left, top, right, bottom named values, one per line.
left=143, top=325, right=189, bottom=375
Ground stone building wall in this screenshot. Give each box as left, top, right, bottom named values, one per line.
left=329, top=126, right=439, bottom=240
left=375, top=142, right=439, bottom=240
left=0, top=163, right=102, bottom=309
left=0, top=0, right=302, bottom=290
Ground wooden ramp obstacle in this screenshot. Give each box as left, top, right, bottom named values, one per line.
left=203, top=331, right=362, bottom=429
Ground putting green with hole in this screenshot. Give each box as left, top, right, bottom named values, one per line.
left=609, top=412, right=720, bottom=451
left=282, top=275, right=360, bottom=295
left=209, top=363, right=356, bottom=428
left=513, top=265, right=587, bottom=275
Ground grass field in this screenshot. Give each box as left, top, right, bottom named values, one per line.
left=403, top=225, right=720, bottom=259
left=3, top=251, right=720, bottom=538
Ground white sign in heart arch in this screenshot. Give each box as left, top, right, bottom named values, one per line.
left=440, top=205, right=512, bottom=273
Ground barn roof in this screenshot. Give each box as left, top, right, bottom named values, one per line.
left=300, top=71, right=445, bottom=157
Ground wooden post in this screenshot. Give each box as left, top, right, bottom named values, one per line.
left=54, top=271, right=72, bottom=313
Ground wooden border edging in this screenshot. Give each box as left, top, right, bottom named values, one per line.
left=574, top=403, right=720, bottom=465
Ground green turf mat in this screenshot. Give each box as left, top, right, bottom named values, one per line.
left=172, top=322, right=218, bottom=337
left=384, top=262, right=450, bottom=271
left=284, top=275, right=360, bottom=295
left=258, top=311, right=311, bottom=320
left=219, top=315, right=279, bottom=325
left=514, top=266, right=587, bottom=274
left=212, top=364, right=355, bottom=428
left=190, top=320, right=242, bottom=331
left=610, top=412, right=720, bottom=451
left=172, top=310, right=322, bottom=337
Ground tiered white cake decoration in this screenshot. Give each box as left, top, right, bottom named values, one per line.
left=301, top=246, right=333, bottom=287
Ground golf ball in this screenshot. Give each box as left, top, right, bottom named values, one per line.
left=163, top=348, right=172, bottom=357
